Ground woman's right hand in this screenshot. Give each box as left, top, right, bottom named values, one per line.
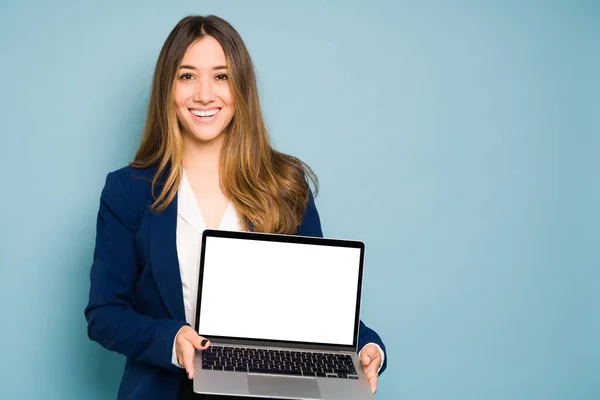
left=175, top=326, right=211, bottom=379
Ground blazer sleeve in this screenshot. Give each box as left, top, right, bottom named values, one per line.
left=296, top=189, right=388, bottom=375
left=84, top=172, right=187, bottom=371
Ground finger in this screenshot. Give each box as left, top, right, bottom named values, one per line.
left=367, top=352, right=381, bottom=369
left=363, top=356, right=381, bottom=378
left=364, top=345, right=381, bottom=360
left=190, top=335, right=211, bottom=350
left=175, top=341, right=186, bottom=368
left=182, top=344, right=195, bottom=379
left=363, top=351, right=380, bottom=395
left=364, top=367, right=379, bottom=394
left=361, top=353, right=372, bottom=366
left=362, top=346, right=381, bottom=368
left=182, top=329, right=210, bottom=350
left=368, top=373, right=378, bottom=394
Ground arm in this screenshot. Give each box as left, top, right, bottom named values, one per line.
left=297, top=190, right=388, bottom=375
left=84, top=172, right=187, bottom=371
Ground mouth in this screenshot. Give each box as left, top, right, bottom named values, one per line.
left=189, top=108, right=221, bottom=121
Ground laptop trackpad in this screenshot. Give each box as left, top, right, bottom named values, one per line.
left=248, top=374, right=321, bottom=399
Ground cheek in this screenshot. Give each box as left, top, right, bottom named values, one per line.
left=174, top=98, right=187, bottom=121
left=220, top=86, right=234, bottom=107
left=173, top=84, right=191, bottom=108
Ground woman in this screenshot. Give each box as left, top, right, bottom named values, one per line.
left=85, top=15, right=387, bottom=400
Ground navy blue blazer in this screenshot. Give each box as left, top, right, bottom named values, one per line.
left=85, top=165, right=387, bottom=400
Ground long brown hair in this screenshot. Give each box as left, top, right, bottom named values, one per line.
left=132, top=15, right=318, bottom=234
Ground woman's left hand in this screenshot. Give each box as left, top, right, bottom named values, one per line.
left=360, top=344, right=381, bottom=394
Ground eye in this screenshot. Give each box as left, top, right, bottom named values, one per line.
left=215, top=74, right=228, bottom=81
left=179, top=73, right=194, bottom=80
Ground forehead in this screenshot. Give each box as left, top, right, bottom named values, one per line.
left=181, top=36, right=227, bottom=68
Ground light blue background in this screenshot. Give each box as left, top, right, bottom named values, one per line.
left=0, top=0, right=598, bottom=399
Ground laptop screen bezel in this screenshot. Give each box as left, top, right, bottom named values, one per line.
left=194, top=229, right=365, bottom=353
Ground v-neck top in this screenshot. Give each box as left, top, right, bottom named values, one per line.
left=176, top=170, right=242, bottom=327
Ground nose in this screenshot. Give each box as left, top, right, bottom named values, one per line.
left=192, top=77, right=215, bottom=104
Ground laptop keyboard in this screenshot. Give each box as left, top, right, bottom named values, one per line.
left=201, top=346, right=359, bottom=379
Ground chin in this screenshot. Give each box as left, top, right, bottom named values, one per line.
left=187, top=128, right=224, bottom=143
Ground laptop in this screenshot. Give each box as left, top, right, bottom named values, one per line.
left=193, top=229, right=374, bottom=400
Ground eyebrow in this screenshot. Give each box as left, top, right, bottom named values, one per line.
left=179, top=64, right=228, bottom=71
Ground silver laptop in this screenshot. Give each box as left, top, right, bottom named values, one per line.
left=193, top=229, right=374, bottom=400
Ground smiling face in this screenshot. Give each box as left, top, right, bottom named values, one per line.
left=174, top=36, right=234, bottom=145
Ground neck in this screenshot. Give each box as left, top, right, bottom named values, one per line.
left=182, top=133, right=224, bottom=173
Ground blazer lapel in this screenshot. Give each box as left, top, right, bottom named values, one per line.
left=147, top=193, right=186, bottom=321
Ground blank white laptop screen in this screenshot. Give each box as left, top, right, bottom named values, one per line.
left=198, top=236, right=362, bottom=346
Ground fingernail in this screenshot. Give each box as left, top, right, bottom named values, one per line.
left=201, top=339, right=208, bottom=347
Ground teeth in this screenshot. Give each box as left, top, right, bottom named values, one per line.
left=191, top=109, right=219, bottom=117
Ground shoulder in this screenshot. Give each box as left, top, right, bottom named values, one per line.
left=110, top=164, right=157, bottom=187
left=296, top=189, right=323, bottom=237
left=105, top=164, right=158, bottom=200
left=99, top=165, right=159, bottom=229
